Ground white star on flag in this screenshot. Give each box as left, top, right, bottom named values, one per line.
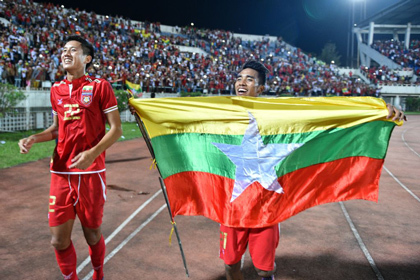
left=213, top=112, right=304, bottom=202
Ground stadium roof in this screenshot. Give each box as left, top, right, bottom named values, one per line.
left=357, top=0, right=420, bottom=27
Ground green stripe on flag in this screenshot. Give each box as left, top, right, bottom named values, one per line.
left=152, top=120, right=395, bottom=179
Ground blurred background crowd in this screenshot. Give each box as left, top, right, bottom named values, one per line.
left=0, top=0, right=419, bottom=97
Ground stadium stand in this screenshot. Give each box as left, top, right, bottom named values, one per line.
left=0, top=0, right=379, bottom=98
left=0, top=0, right=417, bottom=100
left=352, top=0, right=420, bottom=82
left=1, top=0, right=419, bottom=132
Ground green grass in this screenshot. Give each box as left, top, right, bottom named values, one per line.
left=1, top=111, right=418, bottom=169
left=0, top=122, right=143, bottom=169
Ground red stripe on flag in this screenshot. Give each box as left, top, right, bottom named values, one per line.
left=164, top=156, right=383, bottom=228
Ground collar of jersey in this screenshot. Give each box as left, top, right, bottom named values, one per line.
left=64, top=74, right=89, bottom=89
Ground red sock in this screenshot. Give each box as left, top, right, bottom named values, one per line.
left=54, top=242, right=78, bottom=280
left=89, top=235, right=105, bottom=280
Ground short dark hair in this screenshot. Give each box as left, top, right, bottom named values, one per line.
left=241, top=60, right=269, bottom=85
left=65, top=35, right=94, bottom=69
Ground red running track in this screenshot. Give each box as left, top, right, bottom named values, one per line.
left=1, top=115, right=419, bottom=279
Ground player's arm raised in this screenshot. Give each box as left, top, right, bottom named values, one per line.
left=18, top=115, right=59, bottom=154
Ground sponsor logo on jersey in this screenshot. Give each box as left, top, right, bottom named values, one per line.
left=58, top=98, right=63, bottom=105
left=81, top=86, right=93, bottom=105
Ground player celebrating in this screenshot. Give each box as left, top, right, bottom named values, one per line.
left=18, top=35, right=122, bottom=280
left=220, top=60, right=406, bottom=280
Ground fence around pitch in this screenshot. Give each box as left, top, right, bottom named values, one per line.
left=0, top=111, right=53, bottom=132
left=0, top=110, right=137, bottom=132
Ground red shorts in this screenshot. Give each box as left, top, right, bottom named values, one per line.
left=219, top=224, right=280, bottom=271
left=49, top=172, right=107, bottom=228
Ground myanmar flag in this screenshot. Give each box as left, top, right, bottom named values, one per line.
left=129, top=96, right=402, bottom=228
left=126, top=80, right=142, bottom=98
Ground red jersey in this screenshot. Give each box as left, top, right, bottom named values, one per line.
left=50, top=74, right=118, bottom=174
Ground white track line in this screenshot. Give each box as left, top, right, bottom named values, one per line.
left=82, top=204, right=166, bottom=280
left=383, top=166, right=420, bottom=203
left=339, top=202, right=384, bottom=280
left=401, top=127, right=420, bottom=158
left=76, top=189, right=162, bottom=274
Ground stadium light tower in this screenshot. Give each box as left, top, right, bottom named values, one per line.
left=347, top=0, right=367, bottom=68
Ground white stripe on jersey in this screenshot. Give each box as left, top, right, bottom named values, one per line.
left=85, top=76, right=101, bottom=83
left=53, top=81, right=66, bottom=87
left=103, top=105, right=118, bottom=114
left=51, top=168, right=106, bottom=175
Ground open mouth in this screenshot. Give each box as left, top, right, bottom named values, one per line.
left=237, top=88, right=247, bottom=94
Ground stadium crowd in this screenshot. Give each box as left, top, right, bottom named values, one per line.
left=359, top=64, right=420, bottom=86
left=371, top=39, right=420, bottom=76
left=0, top=0, right=417, bottom=97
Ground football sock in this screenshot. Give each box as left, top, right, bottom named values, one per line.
left=54, top=241, right=78, bottom=280
left=89, top=235, right=105, bottom=280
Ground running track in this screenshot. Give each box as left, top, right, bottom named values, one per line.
left=1, top=115, right=419, bottom=279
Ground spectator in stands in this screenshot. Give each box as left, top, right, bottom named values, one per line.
left=14, top=59, right=22, bottom=87
left=0, top=61, right=6, bottom=84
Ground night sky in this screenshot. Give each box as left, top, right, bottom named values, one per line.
left=43, top=0, right=401, bottom=63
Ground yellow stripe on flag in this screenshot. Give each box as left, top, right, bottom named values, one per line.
left=129, top=96, right=399, bottom=139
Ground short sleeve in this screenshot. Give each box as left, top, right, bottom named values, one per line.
left=97, top=80, right=118, bottom=114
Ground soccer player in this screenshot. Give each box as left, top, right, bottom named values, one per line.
left=219, top=60, right=406, bottom=280
left=18, top=35, right=122, bottom=280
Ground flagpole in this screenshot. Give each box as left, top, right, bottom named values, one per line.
left=127, top=95, right=190, bottom=278
left=158, top=176, right=189, bottom=277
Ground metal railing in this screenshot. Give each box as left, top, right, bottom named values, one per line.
left=0, top=110, right=137, bottom=132
left=0, top=111, right=53, bottom=132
